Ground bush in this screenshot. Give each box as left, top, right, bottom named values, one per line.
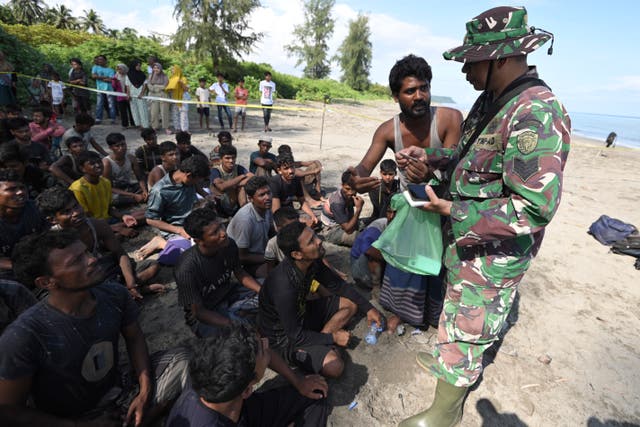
left=1, top=23, right=93, bottom=47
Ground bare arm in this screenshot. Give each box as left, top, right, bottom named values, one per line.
left=192, top=303, right=232, bottom=327
left=121, top=322, right=152, bottom=427
left=438, top=107, right=463, bottom=149
left=212, top=174, right=249, bottom=192
left=352, top=121, right=392, bottom=192
left=237, top=247, right=266, bottom=267
left=299, top=198, right=318, bottom=225
left=234, top=267, right=261, bottom=293
left=271, top=197, right=281, bottom=213
left=49, top=156, right=75, bottom=184
left=146, top=218, right=190, bottom=239
left=89, top=138, right=108, bottom=156
left=340, top=196, right=363, bottom=234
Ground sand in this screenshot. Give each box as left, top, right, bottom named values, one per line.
left=86, top=99, right=640, bottom=426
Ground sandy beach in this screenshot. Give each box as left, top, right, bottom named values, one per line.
left=86, top=98, right=640, bottom=426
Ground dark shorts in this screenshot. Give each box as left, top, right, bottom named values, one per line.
left=291, top=295, right=340, bottom=374
left=197, top=107, right=210, bottom=117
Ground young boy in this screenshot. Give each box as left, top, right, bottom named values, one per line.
left=0, top=142, right=55, bottom=200
left=269, top=154, right=317, bottom=225
left=368, top=159, right=399, bottom=220
left=210, top=144, right=251, bottom=217
left=233, top=77, right=248, bottom=132
left=320, top=170, right=364, bottom=247
left=249, top=137, right=277, bottom=177
left=148, top=140, right=178, bottom=190
left=47, top=72, right=65, bottom=116
left=36, top=187, right=165, bottom=299
left=7, top=117, right=52, bottom=171
left=61, top=112, right=107, bottom=156
left=49, top=136, right=86, bottom=185
left=175, top=130, right=206, bottom=162
left=209, top=72, right=233, bottom=129
left=69, top=151, right=143, bottom=237
left=102, top=132, right=148, bottom=206
left=135, top=127, right=162, bottom=175
left=209, top=130, right=233, bottom=168
left=195, top=77, right=210, bottom=129
left=278, top=144, right=323, bottom=208
left=29, top=107, right=65, bottom=153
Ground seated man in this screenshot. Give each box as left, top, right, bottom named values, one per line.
left=226, top=176, right=274, bottom=278
left=320, top=170, right=364, bottom=247
left=258, top=221, right=384, bottom=378
left=175, top=130, right=206, bottom=162
left=210, top=144, right=252, bottom=217
left=61, top=112, right=108, bottom=156
left=269, top=154, right=318, bottom=225
left=49, top=135, right=86, bottom=185
left=36, top=187, right=165, bottom=300
left=351, top=205, right=395, bottom=289
left=135, top=127, right=163, bottom=176
left=102, top=132, right=148, bottom=206
left=0, top=230, right=189, bottom=426
left=0, top=142, right=55, bottom=200
left=0, top=169, right=46, bottom=279
left=367, top=159, right=399, bottom=221
left=148, top=140, right=178, bottom=190
left=6, top=117, right=52, bottom=171
left=28, top=106, right=65, bottom=153
left=167, top=323, right=329, bottom=427
left=278, top=144, right=324, bottom=207
left=175, top=208, right=262, bottom=338
left=0, top=279, right=37, bottom=335
left=208, top=131, right=233, bottom=169
left=249, top=137, right=277, bottom=177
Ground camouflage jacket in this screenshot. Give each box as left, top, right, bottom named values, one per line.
left=427, top=72, right=571, bottom=282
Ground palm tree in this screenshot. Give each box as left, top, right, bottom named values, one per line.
left=121, top=27, right=138, bottom=39
left=48, top=5, right=78, bottom=30
left=9, top=0, right=45, bottom=25
left=80, top=9, right=107, bottom=35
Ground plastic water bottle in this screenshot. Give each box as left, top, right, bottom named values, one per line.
left=365, top=322, right=382, bottom=345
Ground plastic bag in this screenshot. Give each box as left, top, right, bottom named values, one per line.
left=372, top=193, right=442, bottom=275
left=588, top=215, right=637, bottom=246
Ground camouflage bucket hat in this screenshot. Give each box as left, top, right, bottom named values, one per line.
left=443, top=6, right=551, bottom=63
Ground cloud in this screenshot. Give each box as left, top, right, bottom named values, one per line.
left=605, top=75, right=640, bottom=92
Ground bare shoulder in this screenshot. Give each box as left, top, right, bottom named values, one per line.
left=436, top=106, right=464, bottom=128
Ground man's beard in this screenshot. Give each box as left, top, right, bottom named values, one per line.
left=399, top=99, right=431, bottom=119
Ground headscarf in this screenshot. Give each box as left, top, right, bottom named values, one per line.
left=165, top=65, right=187, bottom=105
left=148, top=63, right=168, bottom=86
left=128, top=60, right=146, bottom=88
left=115, top=64, right=128, bottom=87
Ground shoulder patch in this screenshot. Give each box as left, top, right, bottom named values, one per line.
left=513, top=157, right=539, bottom=182
left=516, top=131, right=538, bottom=155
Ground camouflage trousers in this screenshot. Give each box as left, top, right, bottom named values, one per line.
left=429, top=267, right=522, bottom=387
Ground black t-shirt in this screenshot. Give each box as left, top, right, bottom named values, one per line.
left=368, top=179, right=399, bottom=219
left=0, top=282, right=139, bottom=417
left=167, top=386, right=240, bottom=427
left=134, top=144, right=162, bottom=174
left=268, top=175, right=303, bottom=207
left=0, top=279, right=37, bottom=335
left=257, top=258, right=374, bottom=353
left=179, top=146, right=207, bottom=162
left=174, top=239, right=241, bottom=326
left=0, top=200, right=46, bottom=278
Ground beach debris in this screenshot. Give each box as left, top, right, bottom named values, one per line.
left=411, top=329, right=423, bottom=336
left=396, top=324, right=406, bottom=336
left=348, top=401, right=358, bottom=411
left=537, top=354, right=552, bottom=365
left=596, top=316, right=606, bottom=322
left=399, top=393, right=405, bottom=410
left=521, top=383, right=541, bottom=390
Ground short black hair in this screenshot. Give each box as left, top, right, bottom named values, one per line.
left=0, top=168, right=22, bottom=183
left=277, top=144, right=292, bottom=156
left=0, top=142, right=27, bottom=165
left=388, top=54, right=432, bottom=96
left=184, top=207, right=218, bottom=240
left=264, top=71, right=272, bottom=77
left=159, top=140, right=177, bottom=155
left=12, top=230, right=79, bottom=289
left=237, top=77, right=244, bottom=83
left=106, top=132, right=125, bottom=146
left=140, top=127, right=157, bottom=140
left=178, top=155, right=209, bottom=179
left=65, top=136, right=84, bottom=149
left=175, top=131, right=191, bottom=145
left=277, top=221, right=306, bottom=259
left=218, top=144, right=237, bottom=158
left=190, top=323, right=258, bottom=404
left=7, top=117, right=29, bottom=131
left=32, top=106, right=53, bottom=118
left=77, top=150, right=101, bottom=167
left=275, top=154, right=293, bottom=169
left=380, top=159, right=397, bottom=173
left=217, top=131, right=232, bottom=142
left=70, top=57, right=82, bottom=66
left=216, top=72, right=224, bottom=78
left=75, top=113, right=95, bottom=126
left=341, top=169, right=354, bottom=185
left=245, top=176, right=269, bottom=197
left=273, top=206, right=299, bottom=228
left=199, top=77, right=207, bottom=83
left=36, top=187, right=76, bottom=218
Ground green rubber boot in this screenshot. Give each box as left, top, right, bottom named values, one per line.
left=416, top=352, right=436, bottom=373
left=398, top=379, right=466, bottom=427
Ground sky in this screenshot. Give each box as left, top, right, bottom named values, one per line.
left=16, top=0, right=640, bottom=116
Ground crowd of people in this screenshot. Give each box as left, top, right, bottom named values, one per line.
left=0, top=5, right=570, bottom=427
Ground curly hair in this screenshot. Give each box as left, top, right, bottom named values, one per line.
left=183, top=207, right=218, bottom=239
left=388, top=54, right=432, bottom=96
left=244, top=176, right=269, bottom=197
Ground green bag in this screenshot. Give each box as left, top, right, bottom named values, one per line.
left=372, top=193, right=443, bottom=275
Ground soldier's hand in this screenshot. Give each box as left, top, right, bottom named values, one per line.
left=418, top=185, right=452, bottom=216
left=332, top=329, right=351, bottom=346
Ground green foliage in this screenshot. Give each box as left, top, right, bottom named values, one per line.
left=1, top=23, right=93, bottom=47
left=8, top=0, right=45, bottom=25
left=285, top=0, right=335, bottom=79
left=173, top=0, right=262, bottom=70
left=80, top=9, right=107, bottom=35
left=336, top=14, right=372, bottom=91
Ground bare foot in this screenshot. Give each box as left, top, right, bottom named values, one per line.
left=387, top=314, right=402, bottom=334
left=134, top=236, right=166, bottom=261
left=141, top=283, right=167, bottom=294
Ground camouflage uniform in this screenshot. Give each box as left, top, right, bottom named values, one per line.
left=424, top=68, right=571, bottom=387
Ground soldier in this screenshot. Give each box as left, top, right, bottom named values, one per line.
left=397, top=6, right=571, bottom=427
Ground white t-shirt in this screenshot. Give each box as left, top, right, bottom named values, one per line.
left=48, top=81, right=65, bottom=104
left=209, top=82, right=229, bottom=103
left=259, top=80, right=276, bottom=105
left=195, top=87, right=210, bottom=107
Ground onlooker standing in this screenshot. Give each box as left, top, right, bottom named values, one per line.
left=147, top=63, right=171, bottom=132
left=234, top=77, right=249, bottom=132
left=259, top=71, right=276, bottom=132
left=46, top=73, right=65, bottom=116
left=165, top=65, right=188, bottom=133
left=195, top=77, right=211, bottom=130
left=68, top=58, right=90, bottom=114
left=90, top=54, right=116, bottom=124
left=112, top=64, right=135, bottom=128
left=126, top=60, right=150, bottom=129
left=0, top=51, right=16, bottom=107
left=209, top=72, right=233, bottom=130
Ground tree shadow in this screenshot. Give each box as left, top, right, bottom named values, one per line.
left=587, top=417, right=640, bottom=427
left=476, top=398, right=528, bottom=427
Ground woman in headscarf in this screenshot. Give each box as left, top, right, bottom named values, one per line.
left=0, top=52, right=17, bottom=107
left=164, top=64, right=188, bottom=133
left=125, top=59, right=149, bottom=129
left=147, top=62, right=170, bottom=133
left=112, top=64, right=135, bottom=128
